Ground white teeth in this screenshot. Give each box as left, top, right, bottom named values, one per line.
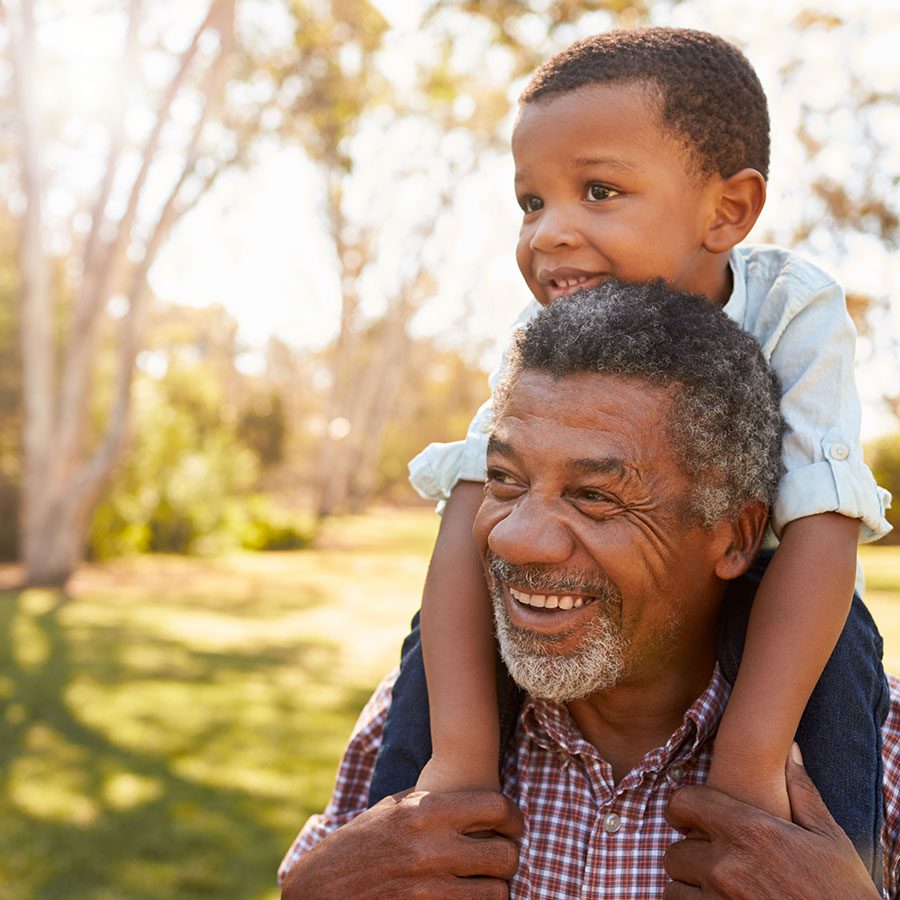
left=552, top=275, right=591, bottom=289
left=510, top=587, right=590, bottom=610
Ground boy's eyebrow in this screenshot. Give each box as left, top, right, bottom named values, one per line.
left=571, top=156, right=640, bottom=172
left=514, top=156, right=640, bottom=184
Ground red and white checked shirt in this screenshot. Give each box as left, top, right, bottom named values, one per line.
left=280, top=668, right=900, bottom=897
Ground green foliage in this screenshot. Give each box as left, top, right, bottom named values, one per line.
left=238, top=393, right=286, bottom=468
left=236, top=496, right=315, bottom=551
left=91, top=362, right=259, bottom=558
left=869, top=432, right=900, bottom=542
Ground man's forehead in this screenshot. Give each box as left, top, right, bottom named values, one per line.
left=490, top=370, right=673, bottom=469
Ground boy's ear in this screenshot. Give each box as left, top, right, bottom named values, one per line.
left=703, top=168, right=766, bottom=254
left=712, top=500, right=768, bottom=581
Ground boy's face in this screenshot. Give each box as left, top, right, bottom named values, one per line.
left=512, top=82, right=729, bottom=306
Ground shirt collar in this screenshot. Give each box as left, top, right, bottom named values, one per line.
left=520, top=665, right=731, bottom=775
left=721, top=247, right=747, bottom=327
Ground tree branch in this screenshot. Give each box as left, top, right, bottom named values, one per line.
left=57, top=0, right=229, bottom=471
left=77, top=1, right=238, bottom=505
left=78, top=0, right=143, bottom=293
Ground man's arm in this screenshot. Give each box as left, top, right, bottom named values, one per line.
left=663, top=746, right=879, bottom=899
left=280, top=790, right=523, bottom=900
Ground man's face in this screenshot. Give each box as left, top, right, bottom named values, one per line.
left=474, top=370, right=727, bottom=703
left=512, top=82, right=728, bottom=306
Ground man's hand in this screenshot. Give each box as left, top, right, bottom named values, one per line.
left=280, top=789, right=523, bottom=899
left=663, top=746, right=880, bottom=899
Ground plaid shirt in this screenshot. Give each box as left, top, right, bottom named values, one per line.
left=280, top=669, right=900, bottom=897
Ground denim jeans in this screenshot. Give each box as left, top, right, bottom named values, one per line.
left=368, top=558, right=888, bottom=886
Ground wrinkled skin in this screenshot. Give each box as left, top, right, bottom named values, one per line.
left=663, top=750, right=880, bottom=900
left=279, top=789, right=523, bottom=900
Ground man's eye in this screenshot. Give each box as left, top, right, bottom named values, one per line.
left=519, top=195, right=543, bottom=213
left=585, top=183, right=617, bottom=202
left=576, top=488, right=614, bottom=503
left=487, top=468, right=522, bottom=490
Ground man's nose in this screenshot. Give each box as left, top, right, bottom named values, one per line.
left=487, top=495, right=575, bottom=566
left=528, top=206, right=582, bottom=253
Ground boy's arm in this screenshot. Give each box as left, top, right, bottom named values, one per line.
left=708, top=512, right=859, bottom=817
left=417, top=480, right=501, bottom=792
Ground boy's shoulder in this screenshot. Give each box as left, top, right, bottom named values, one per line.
left=736, top=243, right=840, bottom=297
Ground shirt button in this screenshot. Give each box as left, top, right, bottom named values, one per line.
left=603, top=812, right=622, bottom=834
left=667, top=764, right=686, bottom=784
left=829, top=444, right=850, bottom=461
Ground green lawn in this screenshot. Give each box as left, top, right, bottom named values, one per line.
left=0, top=512, right=897, bottom=898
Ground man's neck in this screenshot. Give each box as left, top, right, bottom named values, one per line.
left=566, top=650, right=717, bottom=783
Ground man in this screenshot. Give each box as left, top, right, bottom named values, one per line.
left=280, top=282, right=898, bottom=898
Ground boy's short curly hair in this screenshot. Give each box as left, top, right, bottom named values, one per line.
left=520, top=27, right=770, bottom=181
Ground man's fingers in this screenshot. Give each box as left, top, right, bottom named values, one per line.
left=432, top=790, right=524, bottom=840
left=663, top=836, right=711, bottom=885
left=452, top=833, right=519, bottom=880
left=662, top=882, right=703, bottom=900
left=665, top=784, right=754, bottom=840
left=785, top=743, right=842, bottom=838
left=430, top=877, right=510, bottom=900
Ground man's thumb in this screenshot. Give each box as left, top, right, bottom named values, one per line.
left=786, top=743, right=841, bottom=836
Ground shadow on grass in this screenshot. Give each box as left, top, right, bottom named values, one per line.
left=0, top=587, right=372, bottom=900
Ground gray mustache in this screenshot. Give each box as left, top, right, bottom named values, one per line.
left=485, top=551, right=622, bottom=604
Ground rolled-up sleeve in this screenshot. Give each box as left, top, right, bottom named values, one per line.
left=765, top=278, right=891, bottom=542
left=408, top=300, right=541, bottom=506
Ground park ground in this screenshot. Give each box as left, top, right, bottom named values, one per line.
left=1, top=508, right=899, bottom=898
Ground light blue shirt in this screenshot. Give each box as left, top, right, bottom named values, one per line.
left=409, top=246, right=893, bottom=580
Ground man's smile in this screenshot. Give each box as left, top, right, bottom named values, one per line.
left=509, top=586, right=594, bottom=609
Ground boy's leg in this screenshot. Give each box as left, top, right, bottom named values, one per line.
left=720, top=556, right=889, bottom=887
left=368, top=612, right=524, bottom=806
left=368, top=612, right=432, bottom=806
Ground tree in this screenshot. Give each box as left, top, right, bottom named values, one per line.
left=7, top=0, right=242, bottom=584
left=3, top=0, right=393, bottom=582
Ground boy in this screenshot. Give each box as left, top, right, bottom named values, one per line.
left=369, top=27, right=892, bottom=881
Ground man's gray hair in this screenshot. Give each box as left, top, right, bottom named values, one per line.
left=494, top=280, right=784, bottom=526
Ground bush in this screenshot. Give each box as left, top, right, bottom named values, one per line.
left=868, top=431, right=900, bottom=543
left=237, top=496, right=315, bottom=552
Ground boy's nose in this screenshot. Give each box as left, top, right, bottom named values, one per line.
left=528, top=207, right=582, bottom=253
left=486, top=495, right=575, bottom=567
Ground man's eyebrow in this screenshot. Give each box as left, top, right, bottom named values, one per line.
left=569, top=457, right=631, bottom=480
left=486, top=435, right=516, bottom=457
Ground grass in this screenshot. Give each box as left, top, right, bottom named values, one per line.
left=0, top=511, right=896, bottom=898
left=0, top=508, right=437, bottom=900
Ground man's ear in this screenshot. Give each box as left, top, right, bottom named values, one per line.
left=713, top=500, right=769, bottom=581
left=702, top=168, right=766, bottom=255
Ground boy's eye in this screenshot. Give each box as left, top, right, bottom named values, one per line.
left=585, top=183, right=617, bottom=202
left=519, top=195, right=543, bottom=213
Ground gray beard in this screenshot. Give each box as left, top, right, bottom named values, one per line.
left=486, top=553, right=631, bottom=703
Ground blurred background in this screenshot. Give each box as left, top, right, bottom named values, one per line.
left=1, top=0, right=899, bottom=896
